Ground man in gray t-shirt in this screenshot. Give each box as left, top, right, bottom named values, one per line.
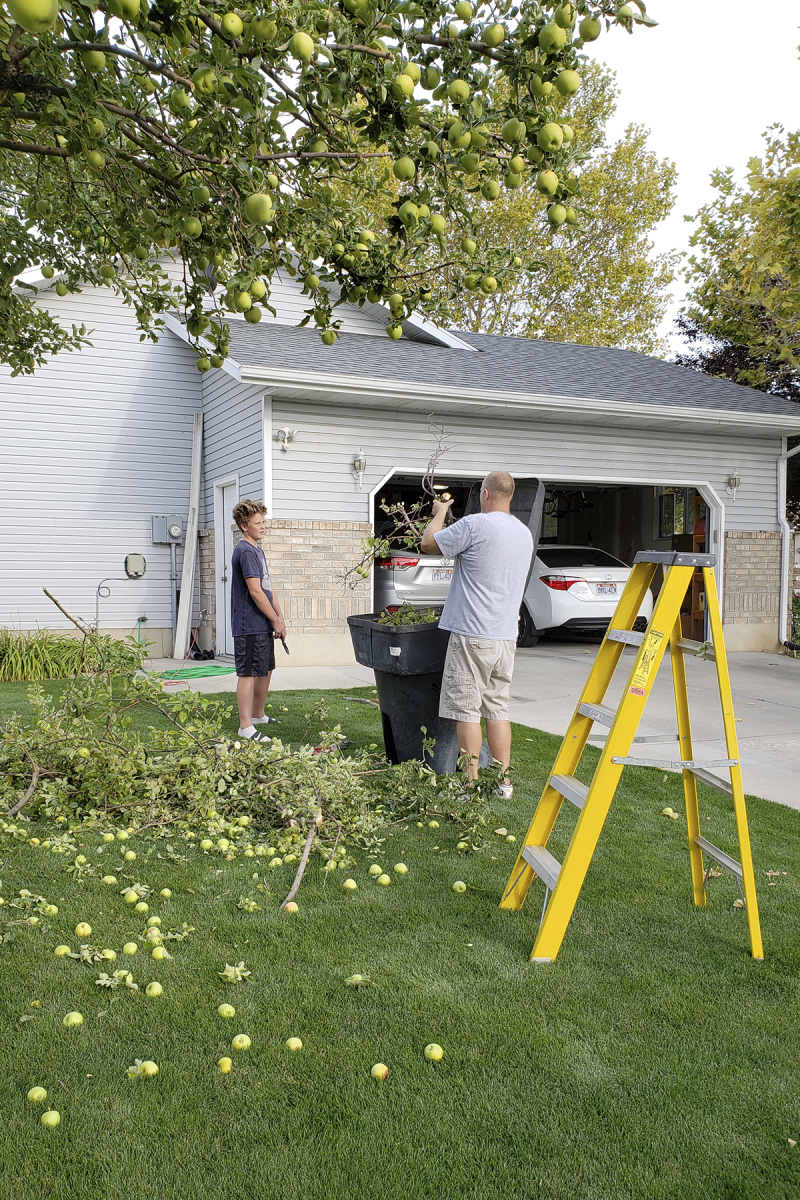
left=421, top=471, right=533, bottom=795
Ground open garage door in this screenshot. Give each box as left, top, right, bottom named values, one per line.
left=371, top=473, right=722, bottom=645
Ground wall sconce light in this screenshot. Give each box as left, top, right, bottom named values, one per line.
left=275, top=429, right=297, bottom=452
left=726, top=469, right=741, bottom=500
left=352, top=449, right=368, bottom=489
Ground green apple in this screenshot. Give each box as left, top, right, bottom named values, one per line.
left=461, top=237, right=477, bottom=256
left=391, top=74, right=415, bottom=100
left=81, top=50, right=106, bottom=73
left=251, top=16, right=277, bottom=41
left=579, top=15, right=601, bottom=40
left=483, top=22, right=505, bottom=46
left=152, top=946, right=167, bottom=960
left=116, top=830, right=129, bottom=841
left=537, top=122, right=563, bottom=153
left=554, top=3, right=574, bottom=28
left=62, top=1011, right=83, bottom=1028
left=248, top=279, right=266, bottom=298
left=243, top=193, right=274, bottom=224
left=232, top=1034, right=251, bottom=1051
left=538, top=22, right=566, bottom=53
left=321, top=331, right=338, bottom=346
left=460, top=153, right=480, bottom=174
left=447, top=80, right=470, bottom=103
left=124, top=851, right=137, bottom=862
left=377, top=874, right=391, bottom=886
left=221, top=11, right=243, bottom=37
left=289, top=31, right=315, bottom=61
left=371, top=1063, right=389, bottom=1080
left=183, top=217, right=202, bottom=239
left=509, top=154, right=526, bottom=174
left=284, top=901, right=299, bottom=913
left=134, top=901, right=148, bottom=913
left=561, top=124, right=575, bottom=143
left=424, top=1043, right=444, bottom=1061
left=7, top=0, right=58, bottom=32
left=145, top=982, right=163, bottom=997
left=392, top=157, right=416, bottom=181
left=285, top=1037, right=302, bottom=1051
left=27, top=1086, right=47, bottom=1103
left=139, top=1060, right=159, bottom=1077
left=457, top=841, right=469, bottom=850
left=452, top=880, right=467, bottom=893
left=430, top=213, right=447, bottom=234
left=200, top=839, right=213, bottom=850
left=428, top=820, right=439, bottom=829
left=505, top=834, right=517, bottom=843
left=41, top=1110, right=60, bottom=1128
left=617, top=4, right=633, bottom=17
left=218, top=1003, right=236, bottom=1019
left=218, top=1056, right=233, bottom=1073
left=420, top=66, right=441, bottom=90
left=85, top=150, right=106, bottom=172
left=504, top=172, right=523, bottom=189
left=244, top=306, right=262, bottom=324
left=368, top=864, right=383, bottom=877
left=556, top=69, right=580, bottom=96
left=454, top=0, right=472, bottom=18
left=74, top=922, right=92, bottom=938
left=565, top=207, right=578, bottom=224
left=481, top=179, right=501, bottom=201
left=54, top=945, right=71, bottom=957
left=342, top=878, right=358, bottom=890
left=393, top=863, right=408, bottom=874
left=101, top=875, right=117, bottom=885
left=536, top=170, right=559, bottom=195
left=122, top=942, right=138, bottom=955
left=402, top=62, right=421, bottom=83
left=501, top=118, right=525, bottom=144
left=147, top=916, right=161, bottom=927
left=448, top=122, right=471, bottom=149
left=124, top=892, right=139, bottom=904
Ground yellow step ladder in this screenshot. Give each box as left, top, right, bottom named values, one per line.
left=501, top=551, right=764, bottom=964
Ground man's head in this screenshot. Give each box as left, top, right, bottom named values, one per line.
left=480, top=471, right=515, bottom=513
left=233, top=499, right=267, bottom=542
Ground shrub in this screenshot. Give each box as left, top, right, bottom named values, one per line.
left=0, top=629, right=106, bottom=682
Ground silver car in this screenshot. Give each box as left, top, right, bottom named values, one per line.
left=374, top=544, right=652, bottom=647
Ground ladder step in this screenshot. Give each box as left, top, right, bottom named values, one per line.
left=695, top=835, right=743, bottom=879
left=612, top=757, right=738, bottom=771
left=633, top=550, right=716, bottom=568
left=590, top=732, right=679, bottom=744
left=607, top=628, right=645, bottom=647
left=521, top=844, right=562, bottom=893
left=689, top=766, right=733, bottom=798
left=550, top=773, right=588, bottom=810
left=676, top=637, right=716, bottom=661
left=578, top=701, right=615, bottom=727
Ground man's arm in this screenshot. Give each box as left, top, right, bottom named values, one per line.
left=245, top=577, right=287, bottom=639
left=420, top=497, right=454, bottom=554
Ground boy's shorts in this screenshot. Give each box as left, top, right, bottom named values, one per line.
left=234, top=633, right=275, bottom=678
left=438, top=632, right=516, bottom=722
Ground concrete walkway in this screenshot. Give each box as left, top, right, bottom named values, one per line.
left=144, top=645, right=800, bottom=810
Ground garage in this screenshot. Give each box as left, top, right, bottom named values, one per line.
left=373, top=473, right=715, bottom=647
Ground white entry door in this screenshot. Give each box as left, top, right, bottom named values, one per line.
left=215, top=479, right=238, bottom=656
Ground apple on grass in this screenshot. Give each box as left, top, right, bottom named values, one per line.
left=283, top=902, right=299, bottom=913
left=452, top=881, right=467, bottom=893
left=218, top=1003, right=236, bottom=1019
left=285, top=1037, right=303, bottom=1052
left=371, top=1063, right=389, bottom=1080
left=139, top=1061, right=159, bottom=1077
left=41, top=1111, right=60, bottom=1128
left=424, top=1043, right=444, bottom=1062
left=122, top=942, right=138, bottom=955
left=74, top=922, right=92, bottom=938
left=232, top=1034, right=251, bottom=1051
left=62, top=1011, right=83, bottom=1028
left=145, top=982, right=163, bottom=997
left=218, top=1057, right=233, bottom=1074
left=342, top=878, right=358, bottom=891
left=27, top=1087, right=47, bottom=1104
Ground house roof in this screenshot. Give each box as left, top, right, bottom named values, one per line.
left=222, top=322, right=800, bottom=434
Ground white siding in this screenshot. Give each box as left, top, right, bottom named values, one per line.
left=268, top=400, right=782, bottom=532
left=200, top=372, right=265, bottom=517
left=0, top=283, right=201, bottom=633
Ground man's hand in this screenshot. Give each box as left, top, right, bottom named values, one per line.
left=431, top=497, right=454, bottom=519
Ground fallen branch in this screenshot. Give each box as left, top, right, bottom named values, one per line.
left=42, top=587, right=93, bottom=637
left=280, top=813, right=321, bottom=909
left=344, top=696, right=380, bottom=708
left=7, top=765, right=41, bottom=817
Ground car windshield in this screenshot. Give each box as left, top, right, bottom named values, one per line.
left=538, top=547, right=626, bottom=569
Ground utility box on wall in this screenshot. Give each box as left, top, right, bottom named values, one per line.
left=151, top=515, right=184, bottom=545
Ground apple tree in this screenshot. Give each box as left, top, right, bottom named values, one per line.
left=0, top=0, right=657, bottom=375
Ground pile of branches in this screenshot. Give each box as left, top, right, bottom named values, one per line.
left=0, top=595, right=497, bottom=904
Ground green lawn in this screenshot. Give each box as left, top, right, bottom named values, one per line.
left=2, top=684, right=799, bottom=1200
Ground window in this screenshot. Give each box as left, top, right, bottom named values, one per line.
left=657, top=487, right=695, bottom=540
left=537, top=547, right=627, bottom=569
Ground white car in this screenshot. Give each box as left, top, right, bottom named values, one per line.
left=374, top=544, right=653, bottom=647
left=519, top=545, right=654, bottom=646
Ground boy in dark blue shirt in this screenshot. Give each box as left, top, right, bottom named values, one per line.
left=230, top=499, right=286, bottom=741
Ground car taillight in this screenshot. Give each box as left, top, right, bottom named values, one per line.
left=540, top=575, right=585, bottom=591
left=376, top=556, right=419, bottom=570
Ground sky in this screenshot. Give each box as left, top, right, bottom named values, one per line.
left=590, top=0, right=800, bottom=354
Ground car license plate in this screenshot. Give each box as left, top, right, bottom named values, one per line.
left=597, top=583, right=618, bottom=596
left=432, top=569, right=453, bottom=582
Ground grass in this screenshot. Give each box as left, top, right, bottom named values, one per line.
left=2, top=684, right=800, bottom=1200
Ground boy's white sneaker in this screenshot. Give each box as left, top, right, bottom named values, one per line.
left=238, top=726, right=271, bottom=743
left=495, top=783, right=514, bottom=800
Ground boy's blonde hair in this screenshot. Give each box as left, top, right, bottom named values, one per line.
left=232, top=499, right=267, bottom=530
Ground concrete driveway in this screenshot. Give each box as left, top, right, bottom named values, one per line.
left=146, top=642, right=800, bottom=810
left=509, top=640, right=800, bottom=811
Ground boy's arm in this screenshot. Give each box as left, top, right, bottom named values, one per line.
left=245, top=577, right=287, bottom=639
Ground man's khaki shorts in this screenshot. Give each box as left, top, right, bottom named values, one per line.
left=439, top=632, right=516, bottom=722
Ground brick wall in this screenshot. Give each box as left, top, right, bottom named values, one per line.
left=256, top=520, right=372, bottom=634
left=722, top=531, right=781, bottom=626
left=198, top=528, right=215, bottom=650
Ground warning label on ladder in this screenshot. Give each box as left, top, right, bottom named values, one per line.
left=628, top=628, right=665, bottom=696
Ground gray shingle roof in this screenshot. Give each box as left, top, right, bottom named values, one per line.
left=226, top=322, right=800, bottom=419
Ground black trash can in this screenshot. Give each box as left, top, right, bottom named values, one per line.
left=347, top=613, right=487, bottom=774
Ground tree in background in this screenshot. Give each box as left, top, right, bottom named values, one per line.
left=440, top=60, right=678, bottom=354
left=675, top=127, right=800, bottom=401
left=0, top=0, right=658, bottom=376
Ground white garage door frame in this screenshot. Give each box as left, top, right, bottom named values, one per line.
left=369, top=466, right=726, bottom=607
